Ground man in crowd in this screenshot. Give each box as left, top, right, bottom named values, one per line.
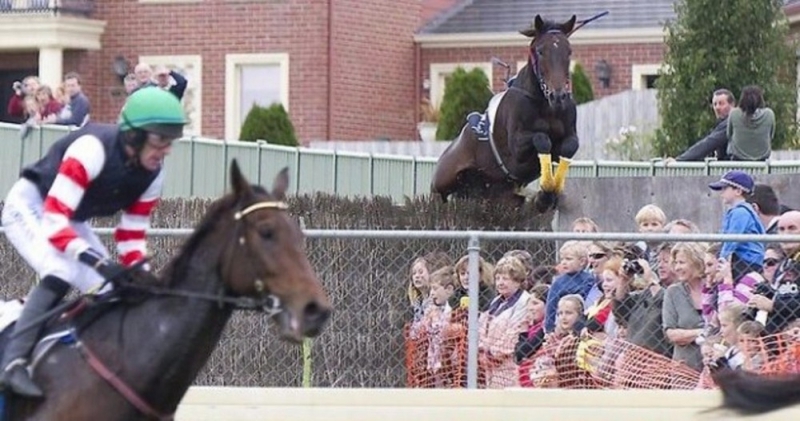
left=132, top=62, right=188, bottom=101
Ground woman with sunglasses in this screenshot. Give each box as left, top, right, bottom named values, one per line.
left=763, top=245, right=786, bottom=288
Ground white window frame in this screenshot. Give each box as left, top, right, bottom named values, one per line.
left=224, top=53, right=290, bottom=141
left=631, top=64, right=664, bottom=90
left=138, top=54, right=203, bottom=137
left=428, top=62, right=492, bottom=108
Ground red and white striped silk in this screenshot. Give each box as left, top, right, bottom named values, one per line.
left=42, top=135, right=107, bottom=259
left=115, top=170, right=163, bottom=266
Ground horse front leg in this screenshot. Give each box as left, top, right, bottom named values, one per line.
left=553, top=134, right=579, bottom=194
left=530, top=132, right=555, bottom=192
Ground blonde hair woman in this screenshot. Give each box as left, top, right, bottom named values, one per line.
left=662, top=242, right=708, bottom=371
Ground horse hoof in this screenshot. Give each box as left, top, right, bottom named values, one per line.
left=533, top=191, right=558, bottom=213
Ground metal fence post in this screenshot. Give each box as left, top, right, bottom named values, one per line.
left=466, top=232, right=481, bottom=389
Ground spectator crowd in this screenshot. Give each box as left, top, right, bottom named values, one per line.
left=5, top=63, right=187, bottom=134
left=405, top=171, right=800, bottom=390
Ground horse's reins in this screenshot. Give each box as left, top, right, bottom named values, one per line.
left=71, top=199, right=290, bottom=421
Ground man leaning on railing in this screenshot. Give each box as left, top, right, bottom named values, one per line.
left=665, top=89, right=735, bottom=163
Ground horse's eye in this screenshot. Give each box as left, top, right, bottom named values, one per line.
left=259, top=228, right=274, bottom=240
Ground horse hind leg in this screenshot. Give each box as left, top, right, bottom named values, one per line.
left=431, top=132, right=475, bottom=202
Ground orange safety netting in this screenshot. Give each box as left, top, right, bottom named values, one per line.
left=404, top=318, right=800, bottom=390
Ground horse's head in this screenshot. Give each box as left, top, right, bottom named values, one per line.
left=519, top=14, right=576, bottom=109
left=221, top=161, right=332, bottom=343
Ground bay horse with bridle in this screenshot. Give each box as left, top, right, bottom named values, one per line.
left=1, top=160, right=332, bottom=420
left=431, top=14, right=579, bottom=212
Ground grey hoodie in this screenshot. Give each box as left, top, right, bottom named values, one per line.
left=726, top=107, right=774, bottom=161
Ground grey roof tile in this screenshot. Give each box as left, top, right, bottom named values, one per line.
left=421, top=0, right=798, bottom=35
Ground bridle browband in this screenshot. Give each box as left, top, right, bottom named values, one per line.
left=234, top=200, right=289, bottom=220
left=74, top=199, right=292, bottom=421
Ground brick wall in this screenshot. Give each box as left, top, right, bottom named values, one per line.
left=73, top=0, right=421, bottom=142
left=93, top=0, right=331, bottom=142
left=420, top=42, right=666, bottom=100
left=329, top=0, right=420, bottom=141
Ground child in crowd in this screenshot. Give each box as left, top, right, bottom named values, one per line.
left=708, top=170, right=765, bottom=283
left=448, top=254, right=495, bottom=312
left=408, top=256, right=432, bottom=324
left=420, top=266, right=460, bottom=387
left=634, top=204, right=668, bottom=271
left=544, top=241, right=594, bottom=333
left=571, top=217, right=599, bottom=233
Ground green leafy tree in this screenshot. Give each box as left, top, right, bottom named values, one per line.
left=655, top=0, right=797, bottom=157
left=571, top=63, right=594, bottom=105
left=436, top=67, right=493, bottom=141
left=239, top=103, right=299, bottom=146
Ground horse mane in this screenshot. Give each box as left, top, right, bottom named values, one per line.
left=159, top=184, right=272, bottom=287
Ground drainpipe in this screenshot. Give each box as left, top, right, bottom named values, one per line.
left=327, top=0, right=333, bottom=140
left=414, top=41, right=421, bottom=140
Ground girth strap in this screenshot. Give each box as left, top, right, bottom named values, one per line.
left=75, top=339, right=174, bottom=421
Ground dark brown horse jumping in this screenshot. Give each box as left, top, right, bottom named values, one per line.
left=431, top=14, right=579, bottom=212
left=2, top=160, right=332, bottom=420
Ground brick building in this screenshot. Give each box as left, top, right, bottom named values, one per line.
left=1, top=0, right=799, bottom=143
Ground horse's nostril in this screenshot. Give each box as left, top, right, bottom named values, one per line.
left=303, top=301, right=331, bottom=325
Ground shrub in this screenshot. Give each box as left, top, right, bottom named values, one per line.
left=571, top=63, right=594, bottom=105
left=239, top=103, right=299, bottom=146
left=435, top=67, right=493, bottom=141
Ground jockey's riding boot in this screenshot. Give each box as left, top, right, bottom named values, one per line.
left=553, top=157, right=572, bottom=193
left=467, top=111, right=486, bottom=139
left=538, top=154, right=555, bottom=191
left=0, top=275, right=70, bottom=398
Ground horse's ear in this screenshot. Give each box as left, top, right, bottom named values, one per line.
left=520, top=15, right=543, bottom=38
left=534, top=15, right=544, bottom=31
left=519, top=27, right=537, bottom=38
left=229, top=159, right=253, bottom=198
left=562, top=14, right=577, bottom=35
left=271, top=167, right=290, bottom=200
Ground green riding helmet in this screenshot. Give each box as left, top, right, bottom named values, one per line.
left=118, top=87, right=187, bottom=139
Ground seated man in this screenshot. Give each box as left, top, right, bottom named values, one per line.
left=668, top=89, right=735, bottom=162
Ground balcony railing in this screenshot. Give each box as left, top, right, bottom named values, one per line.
left=0, top=0, right=93, bottom=16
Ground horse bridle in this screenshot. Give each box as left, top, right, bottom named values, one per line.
left=70, top=199, right=292, bottom=421
left=118, top=199, right=291, bottom=316
left=527, top=29, right=572, bottom=101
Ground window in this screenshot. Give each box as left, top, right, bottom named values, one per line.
left=428, top=63, right=492, bottom=108
left=138, top=55, right=202, bottom=136
left=224, top=53, right=289, bottom=141
left=631, top=64, right=664, bottom=90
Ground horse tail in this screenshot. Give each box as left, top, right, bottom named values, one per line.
left=710, top=367, right=800, bottom=415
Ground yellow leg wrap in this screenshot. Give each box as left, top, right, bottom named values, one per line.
left=554, top=157, right=572, bottom=193
left=538, top=154, right=555, bottom=192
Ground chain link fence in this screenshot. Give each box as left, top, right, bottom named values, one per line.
left=2, top=213, right=800, bottom=390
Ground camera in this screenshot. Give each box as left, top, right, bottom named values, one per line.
left=748, top=282, right=776, bottom=325
left=12, top=81, right=22, bottom=93
left=752, top=282, right=776, bottom=300
left=622, top=258, right=645, bottom=277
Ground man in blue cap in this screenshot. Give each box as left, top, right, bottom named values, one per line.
left=709, top=170, right=765, bottom=282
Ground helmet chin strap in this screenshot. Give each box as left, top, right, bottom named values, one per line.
left=119, top=112, right=148, bottom=167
